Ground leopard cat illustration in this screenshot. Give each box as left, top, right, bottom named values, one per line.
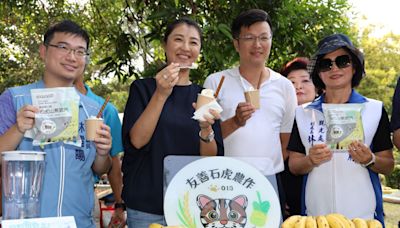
left=196, top=194, right=248, bottom=228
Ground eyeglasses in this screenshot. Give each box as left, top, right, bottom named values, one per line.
left=237, top=34, right=272, bottom=43
left=318, top=55, right=352, bottom=72
left=46, top=43, right=89, bottom=57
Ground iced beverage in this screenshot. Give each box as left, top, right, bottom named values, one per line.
left=85, top=117, right=103, bottom=141
left=244, top=89, right=260, bottom=109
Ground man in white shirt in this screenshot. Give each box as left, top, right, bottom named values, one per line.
left=204, top=9, right=297, bottom=218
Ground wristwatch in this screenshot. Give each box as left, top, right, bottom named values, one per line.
left=199, top=129, right=215, bottom=143
left=361, top=152, right=376, bottom=168
left=114, top=202, right=126, bottom=211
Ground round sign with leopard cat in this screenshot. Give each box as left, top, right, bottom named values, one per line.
left=164, top=156, right=281, bottom=228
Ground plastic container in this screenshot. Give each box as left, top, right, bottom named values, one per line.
left=2, top=151, right=46, bottom=220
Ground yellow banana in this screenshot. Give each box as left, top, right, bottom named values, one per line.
left=148, top=224, right=163, bottom=228
left=148, top=224, right=183, bottom=228
left=366, top=219, right=383, bottom=228
left=294, top=216, right=307, bottom=228
left=305, top=216, right=317, bottom=228
left=316, top=216, right=330, bottom=228
left=330, top=213, right=353, bottom=228
left=282, top=215, right=302, bottom=228
left=326, top=214, right=346, bottom=228
left=352, top=218, right=368, bottom=228
left=348, top=220, right=356, bottom=228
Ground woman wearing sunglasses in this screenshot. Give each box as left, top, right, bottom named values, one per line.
left=287, top=34, right=394, bottom=224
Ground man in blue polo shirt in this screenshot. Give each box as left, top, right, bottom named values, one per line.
left=0, top=20, right=112, bottom=227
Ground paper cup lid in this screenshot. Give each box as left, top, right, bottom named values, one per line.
left=2, top=151, right=46, bottom=161
left=164, top=156, right=281, bottom=227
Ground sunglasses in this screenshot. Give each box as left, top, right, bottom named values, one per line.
left=318, top=55, right=352, bottom=72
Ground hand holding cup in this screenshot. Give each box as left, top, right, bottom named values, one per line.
left=91, top=121, right=112, bottom=156
left=193, top=88, right=223, bottom=122
left=233, top=102, right=255, bottom=127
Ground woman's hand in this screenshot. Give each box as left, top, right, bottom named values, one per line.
left=155, top=62, right=180, bottom=98
left=348, top=141, right=373, bottom=165
left=16, top=105, right=39, bottom=134
left=198, top=108, right=219, bottom=156
left=308, top=143, right=332, bottom=166
left=94, top=123, right=112, bottom=156
left=192, top=103, right=220, bottom=128
left=200, top=109, right=220, bottom=128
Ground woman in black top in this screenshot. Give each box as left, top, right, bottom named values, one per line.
left=121, top=18, right=224, bottom=227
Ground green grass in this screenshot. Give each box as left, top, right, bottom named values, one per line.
left=384, top=202, right=400, bottom=228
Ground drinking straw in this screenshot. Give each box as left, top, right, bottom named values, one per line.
left=214, top=75, right=225, bottom=98
left=96, top=96, right=110, bottom=118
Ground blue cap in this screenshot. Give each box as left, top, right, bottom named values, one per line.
left=308, top=34, right=365, bottom=89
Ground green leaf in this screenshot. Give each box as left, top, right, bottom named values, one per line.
left=147, top=10, right=170, bottom=20
left=217, top=23, right=232, bottom=39
left=96, top=56, right=112, bottom=65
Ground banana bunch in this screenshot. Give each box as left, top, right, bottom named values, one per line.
left=281, top=214, right=383, bottom=228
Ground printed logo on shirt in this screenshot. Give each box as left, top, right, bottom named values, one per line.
left=80, top=135, right=85, bottom=148
left=79, top=121, right=87, bottom=148
left=79, top=121, right=85, bottom=133
left=75, top=149, right=86, bottom=161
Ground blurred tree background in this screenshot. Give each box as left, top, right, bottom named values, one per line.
left=1, top=0, right=353, bottom=109
left=1, top=0, right=400, bottom=187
